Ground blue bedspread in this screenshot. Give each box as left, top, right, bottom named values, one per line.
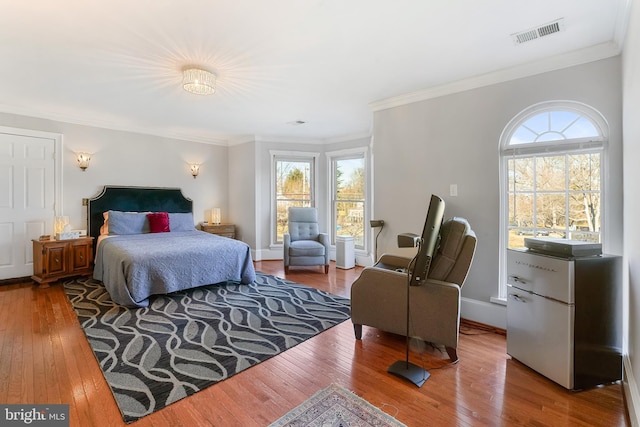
left=93, top=231, right=256, bottom=307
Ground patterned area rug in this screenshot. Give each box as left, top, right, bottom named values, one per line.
left=64, top=273, right=351, bottom=423
left=270, top=384, right=407, bottom=427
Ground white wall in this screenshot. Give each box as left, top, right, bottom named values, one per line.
left=228, top=141, right=257, bottom=245
left=622, top=0, right=640, bottom=423
left=228, top=136, right=372, bottom=261
left=1, top=36, right=636, bottom=418
left=256, top=141, right=327, bottom=261
left=0, top=109, right=372, bottom=261
left=0, top=112, right=229, bottom=235
left=372, top=57, right=623, bottom=324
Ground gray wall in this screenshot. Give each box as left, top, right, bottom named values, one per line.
left=0, top=109, right=373, bottom=261
left=227, top=135, right=373, bottom=262
left=0, top=112, right=228, bottom=236
left=622, top=0, right=640, bottom=423
left=1, top=56, right=624, bottom=309
left=228, top=141, right=257, bottom=245
left=372, top=56, right=623, bottom=309
left=1, top=40, right=637, bottom=418
left=244, top=140, right=325, bottom=261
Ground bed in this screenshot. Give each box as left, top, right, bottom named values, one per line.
left=88, top=186, right=256, bottom=307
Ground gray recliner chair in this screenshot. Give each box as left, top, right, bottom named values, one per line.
left=283, top=207, right=330, bottom=274
left=350, top=217, right=477, bottom=362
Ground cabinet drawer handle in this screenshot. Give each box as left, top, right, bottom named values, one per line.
left=55, top=258, right=59, bottom=264
left=508, top=275, right=527, bottom=285
left=509, top=293, right=527, bottom=303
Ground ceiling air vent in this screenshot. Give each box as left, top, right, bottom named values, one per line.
left=512, top=18, right=565, bottom=45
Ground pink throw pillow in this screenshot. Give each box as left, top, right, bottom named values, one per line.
left=147, top=212, right=170, bottom=233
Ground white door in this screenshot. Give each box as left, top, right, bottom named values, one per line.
left=0, top=129, right=57, bottom=279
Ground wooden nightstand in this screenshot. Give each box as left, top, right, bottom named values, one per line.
left=32, top=236, right=94, bottom=288
left=201, top=223, right=235, bottom=239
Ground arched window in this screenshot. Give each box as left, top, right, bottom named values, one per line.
left=497, top=101, right=608, bottom=298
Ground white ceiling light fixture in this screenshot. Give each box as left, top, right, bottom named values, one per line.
left=182, top=67, right=216, bottom=95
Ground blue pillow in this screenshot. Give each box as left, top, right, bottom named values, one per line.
left=108, top=211, right=150, bottom=235
left=169, top=212, right=195, bottom=231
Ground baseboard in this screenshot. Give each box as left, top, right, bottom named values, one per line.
left=624, top=355, right=640, bottom=426
left=0, top=276, right=31, bottom=286
left=460, top=296, right=507, bottom=330
left=356, top=255, right=374, bottom=267
left=460, top=318, right=506, bottom=335
left=254, top=248, right=372, bottom=266
left=253, top=248, right=283, bottom=261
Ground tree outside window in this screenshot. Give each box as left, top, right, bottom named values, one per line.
left=333, top=156, right=365, bottom=249
left=507, top=152, right=601, bottom=249
left=275, top=158, right=313, bottom=243
left=500, top=103, right=607, bottom=298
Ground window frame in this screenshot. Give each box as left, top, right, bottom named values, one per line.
left=270, top=151, right=319, bottom=246
left=326, top=147, right=369, bottom=253
left=329, top=151, right=367, bottom=250
left=497, top=101, right=609, bottom=300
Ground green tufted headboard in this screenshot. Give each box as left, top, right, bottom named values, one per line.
left=87, top=186, right=193, bottom=248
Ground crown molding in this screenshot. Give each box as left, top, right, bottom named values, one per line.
left=0, top=104, right=371, bottom=147
left=3, top=39, right=623, bottom=144
left=0, top=103, right=230, bottom=146
left=226, top=135, right=258, bottom=146
left=369, top=41, right=622, bottom=112
left=255, top=134, right=325, bottom=145
left=322, top=131, right=371, bottom=144
left=225, top=130, right=372, bottom=147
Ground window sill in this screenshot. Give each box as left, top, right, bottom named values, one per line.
left=490, top=296, right=507, bottom=306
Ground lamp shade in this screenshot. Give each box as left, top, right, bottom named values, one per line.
left=211, top=208, right=221, bottom=224
left=54, top=216, right=69, bottom=234
left=190, top=163, right=200, bottom=178
left=183, top=68, right=215, bottom=95
left=77, top=152, right=91, bottom=170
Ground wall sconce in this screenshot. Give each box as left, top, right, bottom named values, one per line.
left=77, top=152, right=91, bottom=171
left=210, top=208, right=221, bottom=224
left=190, top=163, right=200, bottom=178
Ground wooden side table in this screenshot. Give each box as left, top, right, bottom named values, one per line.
left=201, top=223, right=236, bottom=239
left=32, top=236, right=94, bottom=288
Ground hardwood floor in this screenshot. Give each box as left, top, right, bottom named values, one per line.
left=0, top=261, right=628, bottom=426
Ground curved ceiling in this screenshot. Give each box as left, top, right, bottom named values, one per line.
left=0, top=0, right=630, bottom=144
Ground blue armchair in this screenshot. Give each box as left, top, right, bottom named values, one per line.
left=283, top=207, right=330, bottom=274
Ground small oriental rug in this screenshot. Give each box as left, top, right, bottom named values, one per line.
left=64, top=273, right=351, bottom=423
left=270, top=384, right=407, bottom=427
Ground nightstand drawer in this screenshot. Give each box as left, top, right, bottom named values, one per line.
left=32, top=236, right=94, bottom=287
left=201, top=223, right=236, bottom=239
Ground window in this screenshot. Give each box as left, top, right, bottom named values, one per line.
left=499, top=102, right=607, bottom=298
left=272, top=154, right=316, bottom=244
left=329, top=150, right=367, bottom=250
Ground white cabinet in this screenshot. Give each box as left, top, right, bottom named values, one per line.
left=507, top=281, right=575, bottom=388
left=336, top=236, right=355, bottom=269
left=507, top=249, right=621, bottom=390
